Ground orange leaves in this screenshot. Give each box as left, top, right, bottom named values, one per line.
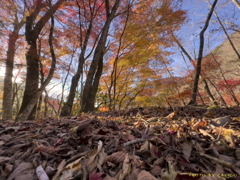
left=166, top=111, right=178, bottom=119
left=192, top=119, right=208, bottom=131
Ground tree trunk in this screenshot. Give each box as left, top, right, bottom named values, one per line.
left=60, top=6, right=94, bottom=116
left=180, top=50, right=205, bottom=105
left=84, top=52, right=104, bottom=112
left=2, top=31, right=19, bottom=120
left=44, top=90, right=48, bottom=118
left=18, top=41, right=39, bottom=120
left=189, top=0, right=218, bottom=105
left=18, top=0, right=64, bottom=120
left=172, top=33, right=217, bottom=106
left=202, top=77, right=218, bottom=105
left=232, top=0, right=240, bottom=9
left=2, top=8, right=25, bottom=120
left=16, top=0, right=58, bottom=121
left=58, top=48, right=75, bottom=116
left=81, top=0, right=121, bottom=112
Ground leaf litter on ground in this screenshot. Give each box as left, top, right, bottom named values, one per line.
left=1, top=106, right=240, bottom=179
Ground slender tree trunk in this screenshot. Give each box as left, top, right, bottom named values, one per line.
left=2, top=9, right=25, bottom=120
left=37, top=61, right=44, bottom=119
left=188, top=0, right=218, bottom=105
left=202, top=76, right=218, bottom=105
left=81, top=0, right=121, bottom=112
left=2, top=31, right=19, bottom=120
left=172, top=33, right=217, bottom=106
left=232, top=0, right=240, bottom=9
left=58, top=48, right=75, bottom=116
left=12, top=83, right=17, bottom=109
left=16, top=84, right=20, bottom=114
left=60, top=3, right=94, bottom=116
left=44, top=90, right=48, bottom=118
left=180, top=51, right=205, bottom=105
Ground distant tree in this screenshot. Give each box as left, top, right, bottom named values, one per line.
left=1, top=0, right=26, bottom=120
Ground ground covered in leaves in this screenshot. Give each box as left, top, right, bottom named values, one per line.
left=1, top=106, right=240, bottom=180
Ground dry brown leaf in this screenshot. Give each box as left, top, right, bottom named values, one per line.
left=52, top=159, right=66, bottom=180
left=165, top=111, right=178, bottom=119
left=199, top=129, right=215, bottom=140
left=119, top=154, right=131, bottom=180
left=203, top=110, right=215, bottom=118
left=137, top=170, right=157, bottom=180
left=181, top=140, right=192, bottom=162
left=7, top=162, right=37, bottom=180
left=105, top=151, right=127, bottom=164
left=211, top=116, right=231, bottom=127
left=87, top=140, right=103, bottom=166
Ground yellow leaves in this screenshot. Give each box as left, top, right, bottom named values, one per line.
left=148, top=44, right=157, bottom=50
left=213, top=127, right=235, bottom=137
left=203, top=110, right=215, bottom=118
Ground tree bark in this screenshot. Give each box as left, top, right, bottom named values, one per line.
left=2, top=31, right=19, bottom=120
left=84, top=52, right=104, bottom=112
left=44, top=90, right=48, bottom=118
left=232, top=0, right=240, bottom=9
left=16, top=0, right=59, bottom=121
left=179, top=50, right=205, bottom=105
left=81, top=0, right=121, bottom=112
left=2, top=3, right=26, bottom=120
left=57, top=48, right=75, bottom=116
left=37, top=61, right=44, bottom=119
left=18, top=0, right=64, bottom=120
left=60, top=1, right=94, bottom=116
left=189, top=0, right=218, bottom=105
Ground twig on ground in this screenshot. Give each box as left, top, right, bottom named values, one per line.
left=214, top=122, right=228, bottom=142
left=144, top=124, right=150, bottom=136
left=200, top=152, right=236, bottom=170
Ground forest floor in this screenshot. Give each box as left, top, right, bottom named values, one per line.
left=1, top=106, right=240, bottom=180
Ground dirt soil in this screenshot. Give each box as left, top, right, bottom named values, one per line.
left=1, top=106, right=240, bottom=180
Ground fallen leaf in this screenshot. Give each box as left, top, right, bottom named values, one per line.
left=7, top=162, right=37, bottom=180
left=162, top=162, right=177, bottom=180
left=119, top=154, right=131, bottom=180
left=181, top=140, right=192, bottom=162
left=137, top=170, right=157, bottom=180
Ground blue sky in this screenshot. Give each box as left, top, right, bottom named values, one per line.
left=170, top=0, right=240, bottom=76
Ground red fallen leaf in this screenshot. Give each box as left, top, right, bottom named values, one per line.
left=89, top=169, right=106, bottom=180
left=54, top=138, right=63, bottom=146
